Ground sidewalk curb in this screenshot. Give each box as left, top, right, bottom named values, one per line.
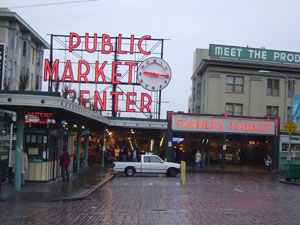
left=279, top=179, right=300, bottom=185
left=48, top=172, right=117, bottom=202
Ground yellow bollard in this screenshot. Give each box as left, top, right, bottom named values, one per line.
left=181, top=161, right=186, bottom=185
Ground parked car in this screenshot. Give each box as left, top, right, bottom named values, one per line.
left=112, top=154, right=180, bottom=177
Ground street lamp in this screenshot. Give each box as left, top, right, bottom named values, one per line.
left=258, top=70, right=294, bottom=161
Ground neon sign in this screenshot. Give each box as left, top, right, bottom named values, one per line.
left=172, top=114, right=278, bottom=136
left=26, top=112, right=55, bottom=125
left=43, top=33, right=169, bottom=115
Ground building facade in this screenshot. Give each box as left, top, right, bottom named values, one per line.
left=0, top=8, right=49, bottom=181
left=0, top=8, right=49, bottom=91
left=189, top=44, right=300, bottom=169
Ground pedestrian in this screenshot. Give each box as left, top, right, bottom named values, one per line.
left=201, top=149, right=207, bottom=169
left=11, top=151, right=28, bottom=186
left=21, top=151, right=28, bottom=186
left=104, top=149, right=110, bottom=167
left=132, top=149, right=137, bottom=162
left=115, top=145, right=120, bottom=161
left=122, top=147, right=128, bottom=162
left=195, top=150, right=201, bottom=169
left=60, top=147, right=70, bottom=181
left=264, top=154, right=272, bottom=171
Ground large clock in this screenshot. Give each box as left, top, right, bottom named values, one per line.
left=137, top=57, right=172, bottom=91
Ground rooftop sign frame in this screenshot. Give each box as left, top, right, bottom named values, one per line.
left=44, top=33, right=170, bottom=119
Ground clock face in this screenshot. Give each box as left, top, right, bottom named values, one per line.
left=137, top=57, right=171, bottom=91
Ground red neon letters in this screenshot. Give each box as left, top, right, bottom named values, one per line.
left=44, top=33, right=154, bottom=113
left=69, top=32, right=151, bottom=55
left=175, top=118, right=274, bottom=134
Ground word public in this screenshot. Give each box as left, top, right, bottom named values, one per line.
left=44, top=33, right=154, bottom=113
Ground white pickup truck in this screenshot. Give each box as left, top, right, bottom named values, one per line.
left=112, top=154, right=180, bottom=177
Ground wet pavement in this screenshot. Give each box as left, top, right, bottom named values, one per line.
left=0, top=166, right=116, bottom=202
left=0, top=167, right=300, bottom=225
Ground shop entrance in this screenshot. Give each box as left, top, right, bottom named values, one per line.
left=172, top=132, right=274, bottom=171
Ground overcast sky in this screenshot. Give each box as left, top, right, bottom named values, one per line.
left=2, top=0, right=300, bottom=119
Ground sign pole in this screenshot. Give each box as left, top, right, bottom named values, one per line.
left=101, top=128, right=106, bottom=168
left=221, top=134, right=226, bottom=171
left=288, top=79, right=294, bottom=162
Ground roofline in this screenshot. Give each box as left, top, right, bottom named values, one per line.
left=191, top=58, right=300, bottom=79
left=0, top=9, right=50, bottom=49
left=0, top=91, right=168, bottom=130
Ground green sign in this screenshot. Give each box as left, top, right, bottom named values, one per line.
left=210, top=44, right=300, bottom=65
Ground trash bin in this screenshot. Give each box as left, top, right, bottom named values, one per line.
left=284, top=164, right=300, bottom=181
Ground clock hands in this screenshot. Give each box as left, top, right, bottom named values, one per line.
left=143, top=71, right=170, bottom=78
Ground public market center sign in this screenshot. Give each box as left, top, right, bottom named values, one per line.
left=43, top=33, right=171, bottom=115
left=210, top=44, right=300, bottom=65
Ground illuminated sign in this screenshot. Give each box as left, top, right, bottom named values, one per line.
left=28, top=147, right=39, bottom=155
left=210, top=44, right=300, bottom=65
left=172, top=114, right=278, bottom=136
left=172, top=137, right=184, bottom=142
left=43, top=33, right=170, bottom=115
left=26, top=112, right=55, bottom=125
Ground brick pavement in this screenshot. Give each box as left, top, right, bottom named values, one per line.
left=0, top=172, right=300, bottom=225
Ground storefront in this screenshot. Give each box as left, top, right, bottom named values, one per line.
left=167, top=112, right=280, bottom=171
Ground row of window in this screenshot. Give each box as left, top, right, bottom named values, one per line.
left=6, top=61, right=42, bottom=90
left=226, top=75, right=293, bottom=97
left=193, top=103, right=281, bottom=118
left=9, top=31, right=42, bottom=66
left=225, top=103, right=279, bottom=118
left=282, top=143, right=300, bottom=152
left=193, top=75, right=293, bottom=103
left=23, top=42, right=42, bottom=66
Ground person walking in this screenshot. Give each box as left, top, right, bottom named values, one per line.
left=201, top=149, right=207, bottom=169
left=132, top=149, right=137, bottom=162
left=21, top=151, right=28, bottom=186
left=11, top=151, right=28, bottom=186
left=122, top=147, right=128, bottom=162
left=264, top=154, right=272, bottom=171
left=195, top=150, right=201, bottom=169
left=60, top=147, right=70, bottom=182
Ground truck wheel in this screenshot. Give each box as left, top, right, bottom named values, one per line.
left=167, top=168, right=177, bottom=177
left=125, top=167, right=135, bottom=176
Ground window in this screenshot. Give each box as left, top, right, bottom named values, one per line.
left=192, top=87, right=196, bottom=101
left=32, top=48, right=35, bottom=65
left=196, top=106, right=200, bottom=114
left=196, top=83, right=201, bottom=98
left=144, top=156, right=163, bottom=163
left=282, top=143, right=300, bottom=152
left=36, top=51, right=41, bottom=65
left=8, top=61, right=12, bottom=78
left=22, top=41, right=27, bottom=57
left=288, top=80, right=294, bottom=97
left=287, top=107, right=291, bottom=122
left=13, top=62, right=17, bottom=78
left=144, top=156, right=150, bottom=162
left=267, top=79, right=279, bottom=96
left=226, top=76, right=243, bottom=93
left=266, top=106, right=279, bottom=118
left=225, top=103, right=242, bottom=116
left=35, top=75, right=40, bottom=90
